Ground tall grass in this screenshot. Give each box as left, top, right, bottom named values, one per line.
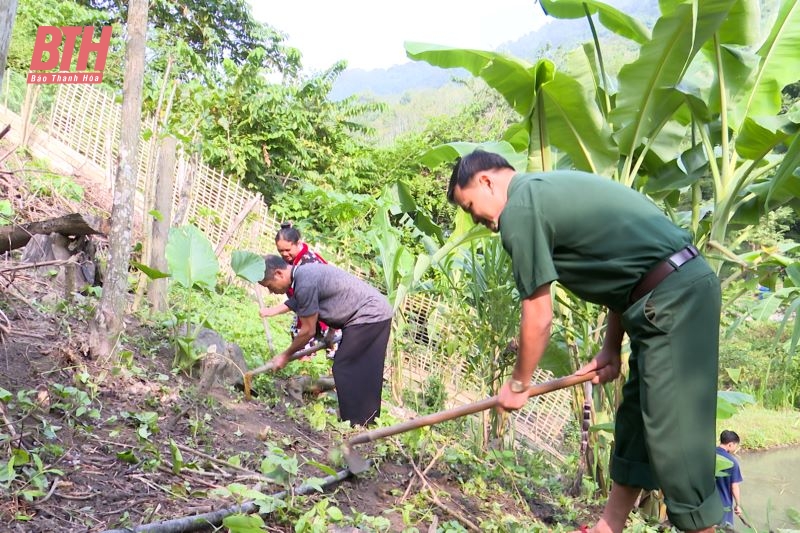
left=719, top=321, right=800, bottom=409
left=718, top=404, right=800, bottom=450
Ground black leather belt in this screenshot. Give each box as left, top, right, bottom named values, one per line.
left=629, top=245, right=700, bottom=304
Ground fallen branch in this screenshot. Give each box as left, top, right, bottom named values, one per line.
left=0, top=308, right=9, bottom=343
left=100, top=462, right=364, bottom=533
left=0, top=257, right=76, bottom=274
left=0, top=213, right=109, bottom=254
left=7, top=329, right=47, bottom=340
left=213, top=195, right=261, bottom=256
left=400, top=442, right=445, bottom=502
left=174, top=443, right=266, bottom=479
left=157, top=465, right=223, bottom=490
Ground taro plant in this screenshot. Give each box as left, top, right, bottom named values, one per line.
left=134, top=224, right=220, bottom=372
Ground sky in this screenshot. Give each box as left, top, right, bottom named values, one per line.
left=249, top=0, right=549, bottom=72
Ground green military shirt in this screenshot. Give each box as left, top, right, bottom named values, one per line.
left=498, top=171, right=691, bottom=312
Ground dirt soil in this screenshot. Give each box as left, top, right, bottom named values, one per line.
left=0, top=276, right=564, bottom=532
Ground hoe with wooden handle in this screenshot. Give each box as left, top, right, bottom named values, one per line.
left=241, top=332, right=342, bottom=400
left=341, top=370, right=599, bottom=474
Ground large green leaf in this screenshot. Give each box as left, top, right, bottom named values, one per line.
left=405, top=42, right=539, bottom=116
left=371, top=208, right=407, bottom=294
left=735, top=116, right=793, bottom=160
left=526, top=61, right=557, bottom=172
left=165, top=226, right=219, bottom=290
left=711, top=46, right=761, bottom=128
left=737, top=0, right=800, bottom=123
left=384, top=181, right=445, bottom=244
left=539, top=0, right=651, bottom=43
left=566, top=42, right=617, bottom=100
left=385, top=181, right=416, bottom=215
left=131, top=262, right=170, bottom=280
left=716, top=390, right=755, bottom=419
left=538, top=341, right=573, bottom=377
left=644, top=119, right=691, bottom=166
left=766, top=131, right=800, bottom=207
left=420, top=141, right=527, bottom=171
left=537, top=72, right=618, bottom=174
left=231, top=250, right=265, bottom=283
left=717, top=0, right=761, bottom=45
left=502, top=122, right=531, bottom=152
left=611, top=0, right=736, bottom=156
left=643, top=143, right=708, bottom=194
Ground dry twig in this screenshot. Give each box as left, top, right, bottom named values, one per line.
left=0, top=257, right=77, bottom=274
left=400, top=442, right=445, bottom=502
left=409, top=460, right=481, bottom=532
left=398, top=445, right=480, bottom=532
left=174, top=442, right=272, bottom=481
left=0, top=401, right=19, bottom=440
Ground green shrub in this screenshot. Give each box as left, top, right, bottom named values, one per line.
left=22, top=159, right=84, bottom=203
left=720, top=321, right=800, bottom=409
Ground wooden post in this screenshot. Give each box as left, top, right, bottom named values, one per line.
left=147, top=136, right=176, bottom=313
left=214, top=194, right=261, bottom=256
left=20, top=84, right=39, bottom=146
left=172, top=152, right=195, bottom=227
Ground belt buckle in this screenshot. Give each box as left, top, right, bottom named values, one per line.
left=667, top=245, right=697, bottom=269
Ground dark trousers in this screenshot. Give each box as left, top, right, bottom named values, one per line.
left=332, top=319, right=391, bottom=426
left=615, top=258, right=723, bottom=530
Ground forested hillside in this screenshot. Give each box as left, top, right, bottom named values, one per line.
left=331, top=0, right=659, bottom=99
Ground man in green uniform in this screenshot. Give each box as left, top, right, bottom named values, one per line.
left=448, top=150, right=722, bottom=533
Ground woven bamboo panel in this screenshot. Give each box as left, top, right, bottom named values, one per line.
left=50, top=84, right=120, bottom=170
left=513, top=368, right=572, bottom=460
left=23, top=77, right=575, bottom=460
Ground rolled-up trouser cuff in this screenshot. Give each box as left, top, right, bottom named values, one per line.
left=610, top=454, right=657, bottom=491
left=612, top=453, right=724, bottom=530
left=665, top=488, right=724, bottom=531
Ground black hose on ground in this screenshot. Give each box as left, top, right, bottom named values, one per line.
left=101, top=461, right=371, bottom=533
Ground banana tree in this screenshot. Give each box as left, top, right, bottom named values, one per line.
left=408, top=0, right=800, bottom=340
left=406, top=0, right=800, bottom=489
left=407, top=0, right=799, bottom=258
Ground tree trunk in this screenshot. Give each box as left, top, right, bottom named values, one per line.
left=89, top=0, right=149, bottom=361
left=147, top=136, right=176, bottom=313
left=0, top=0, right=18, bottom=93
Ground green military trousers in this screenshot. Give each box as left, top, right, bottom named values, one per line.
left=614, top=257, right=724, bottom=530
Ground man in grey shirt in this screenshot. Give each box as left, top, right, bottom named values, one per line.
left=260, top=255, right=393, bottom=425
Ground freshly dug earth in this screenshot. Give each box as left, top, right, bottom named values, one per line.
left=0, top=274, right=575, bottom=532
